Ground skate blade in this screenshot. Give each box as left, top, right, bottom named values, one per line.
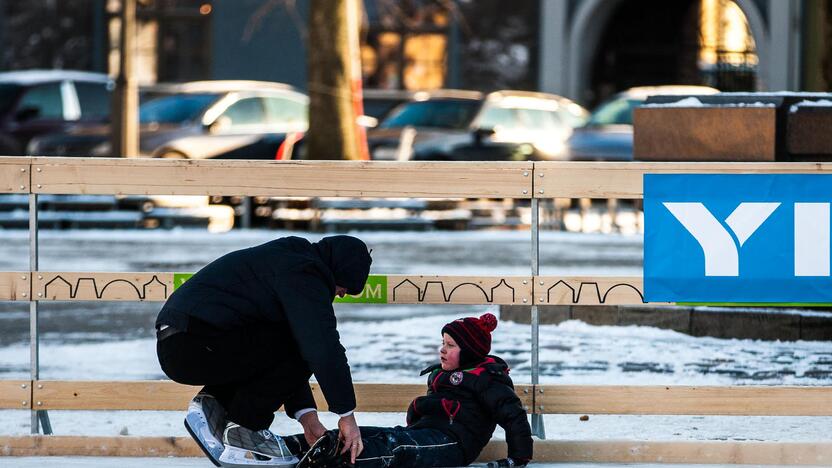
left=218, top=445, right=299, bottom=468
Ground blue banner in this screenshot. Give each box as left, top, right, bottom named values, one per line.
left=644, top=174, right=832, bottom=303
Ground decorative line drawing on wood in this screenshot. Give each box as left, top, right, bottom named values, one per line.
left=546, top=279, right=645, bottom=304
left=392, top=278, right=516, bottom=303
left=41, top=274, right=169, bottom=300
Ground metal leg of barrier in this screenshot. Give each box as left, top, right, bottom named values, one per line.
left=530, top=197, right=545, bottom=439
left=241, top=196, right=252, bottom=229
left=29, top=193, right=51, bottom=435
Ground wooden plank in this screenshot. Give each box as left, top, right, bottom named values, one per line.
left=0, top=157, right=30, bottom=193
left=535, top=161, right=832, bottom=199
left=27, top=272, right=532, bottom=305
left=480, top=440, right=832, bottom=465
left=534, top=385, right=832, bottom=416
left=32, top=380, right=199, bottom=411
left=34, top=272, right=175, bottom=301
left=387, top=276, right=533, bottom=305
left=0, top=380, right=30, bottom=409
left=31, top=158, right=533, bottom=198
left=311, top=383, right=533, bottom=413
left=0, top=435, right=202, bottom=457
left=31, top=381, right=533, bottom=412
left=0, top=271, right=31, bottom=301
left=534, top=276, right=670, bottom=306
left=3, top=436, right=829, bottom=464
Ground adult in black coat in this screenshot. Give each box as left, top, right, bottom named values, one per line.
left=156, top=235, right=372, bottom=462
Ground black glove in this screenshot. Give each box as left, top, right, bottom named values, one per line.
left=485, top=458, right=527, bottom=468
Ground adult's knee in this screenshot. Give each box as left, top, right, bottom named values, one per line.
left=156, top=335, right=207, bottom=385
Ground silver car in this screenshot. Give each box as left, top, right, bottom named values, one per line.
left=29, top=80, right=308, bottom=160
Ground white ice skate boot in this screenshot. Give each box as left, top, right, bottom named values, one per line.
left=184, top=392, right=228, bottom=467
left=219, top=421, right=299, bottom=468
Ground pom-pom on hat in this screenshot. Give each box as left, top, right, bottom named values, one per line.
left=442, top=313, right=498, bottom=366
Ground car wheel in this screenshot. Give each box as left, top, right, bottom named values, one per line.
left=159, top=150, right=187, bottom=159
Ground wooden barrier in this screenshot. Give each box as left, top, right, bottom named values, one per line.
left=535, top=276, right=656, bottom=306
left=535, top=161, right=832, bottom=199
left=30, top=158, right=534, bottom=198
left=0, top=157, right=30, bottom=194
left=534, top=385, right=832, bottom=416
left=24, top=381, right=831, bottom=417
left=28, top=380, right=533, bottom=413
left=28, top=272, right=537, bottom=305
left=2, top=436, right=830, bottom=465
left=0, top=380, right=30, bottom=409
left=5, top=158, right=832, bottom=464
left=0, top=271, right=30, bottom=301
left=19, top=271, right=672, bottom=306
left=0, top=157, right=830, bottom=200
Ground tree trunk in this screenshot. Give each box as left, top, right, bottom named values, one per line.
left=306, top=0, right=361, bottom=160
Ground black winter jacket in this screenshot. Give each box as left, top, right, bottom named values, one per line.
left=156, top=235, right=371, bottom=415
left=406, top=356, right=533, bottom=464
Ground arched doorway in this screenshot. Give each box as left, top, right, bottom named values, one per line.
left=568, top=0, right=765, bottom=107
left=589, top=0, right=700, bottom=106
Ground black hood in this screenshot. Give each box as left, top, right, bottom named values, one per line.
left=313, top=235, right=372, bottom=295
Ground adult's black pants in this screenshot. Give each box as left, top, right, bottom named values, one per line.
left=157, top=321, right=311, bottom=431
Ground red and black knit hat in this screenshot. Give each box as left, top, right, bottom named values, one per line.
left=441, top=313, right=498, bottom=366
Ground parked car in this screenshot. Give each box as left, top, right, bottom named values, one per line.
left=563, top=85, right=719, bottom=161
left=367, top=89, right=589, bottom=161
left=0, top=70, right=112, bottom=155
left=361, top=88, right=417, bottom=122
left=28, top=80, right=308, bottom=159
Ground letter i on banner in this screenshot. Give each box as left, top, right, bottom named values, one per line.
left=795, top=203, right=830, bottom=276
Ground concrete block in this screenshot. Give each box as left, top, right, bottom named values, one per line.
left=618, top=305, right=691, bottom=333
left=571, top=305, right=618, bottom=326
left=690, top=308, right=801, bottom=341
left=499, top=305, right=570, bottom=325
left=800, top=313, right=832, bottom=341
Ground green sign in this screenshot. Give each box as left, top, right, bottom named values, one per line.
left=173, top=272, right=388, bottom=303
left=335, top=275, right=388, bottom=304
left=173, top=273, right=194, bottom=290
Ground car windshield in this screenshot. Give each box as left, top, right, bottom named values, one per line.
left=0, top=84, right=21, bottom=115
left=363, top=98, right=407, bottom=120
left=587, top=97, right=644, bottom=126
left=380, top=99, right=480, bottom=129
left=139, top=93, right=219, bottom=124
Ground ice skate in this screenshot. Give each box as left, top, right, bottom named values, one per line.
left=184, top=392, right=228, bottom=467
left=218, top=421, right=299, bottom=468
left=296, top=431, right=347, bottom=468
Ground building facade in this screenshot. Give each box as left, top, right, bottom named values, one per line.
left=0, top=0, right=820, bottom=108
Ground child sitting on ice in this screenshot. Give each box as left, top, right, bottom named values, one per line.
left=287, top=312, right=533, bottom=468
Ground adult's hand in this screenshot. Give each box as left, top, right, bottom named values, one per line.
left=337, top=414, right=363, bottom=464
left=299, top=411, right=327, bottom=446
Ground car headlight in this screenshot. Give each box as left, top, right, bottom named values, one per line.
left=25, top=139, right=41, bottom=155
left=91, top=142, right=112, bottom=157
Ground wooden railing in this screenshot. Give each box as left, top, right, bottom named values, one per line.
left=3, top=157, right=832, bottom=464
